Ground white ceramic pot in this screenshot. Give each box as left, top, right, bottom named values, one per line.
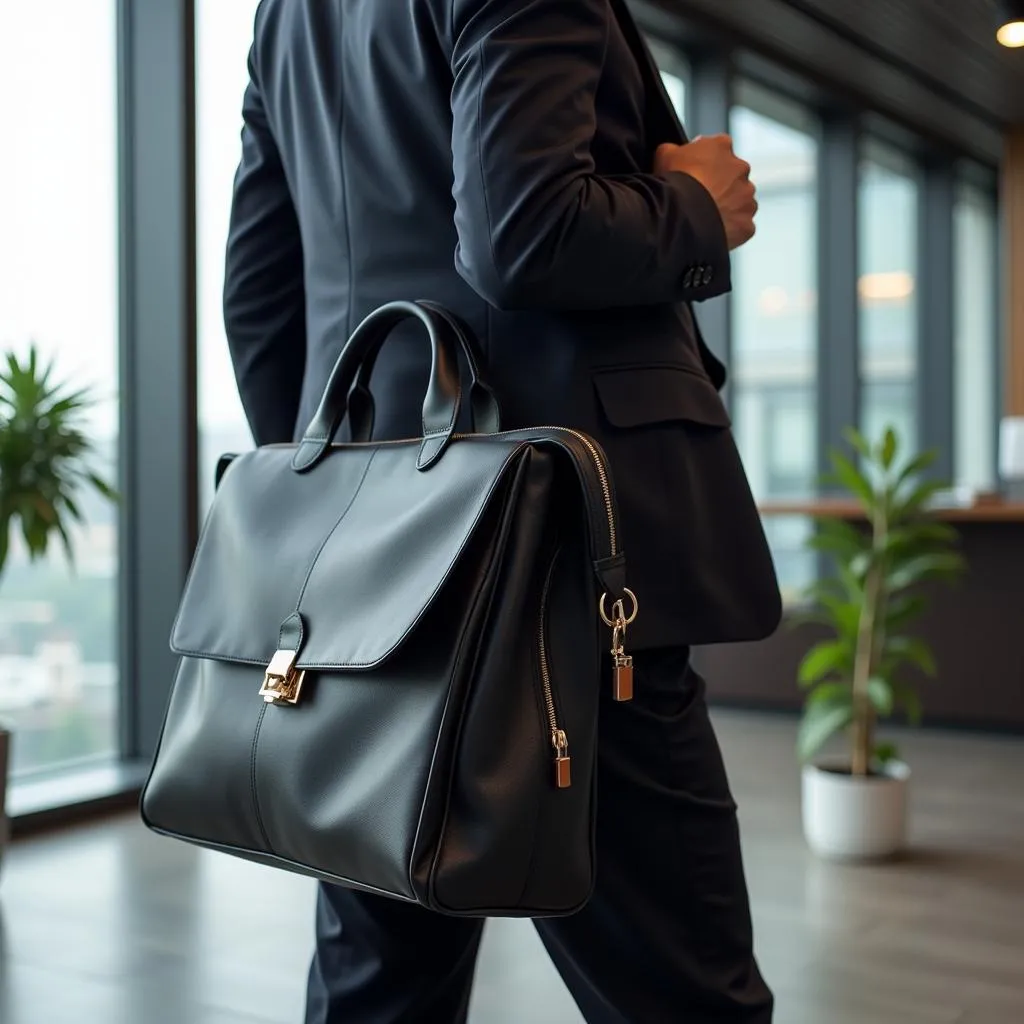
left=801, top=759, right=910, bottom=861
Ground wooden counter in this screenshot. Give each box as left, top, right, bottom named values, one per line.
left=694, top=499, right=1024, bottom=732
left=758, top=499, right=1024, bottom=522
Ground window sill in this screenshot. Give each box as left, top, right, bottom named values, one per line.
left=9, top=759, right=150, bottom=836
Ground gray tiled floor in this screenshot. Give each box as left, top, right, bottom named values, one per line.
left=2, top=710, right=1023, bottom=1023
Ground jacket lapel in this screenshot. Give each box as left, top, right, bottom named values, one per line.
left=608, top=0, right=688, bottom=144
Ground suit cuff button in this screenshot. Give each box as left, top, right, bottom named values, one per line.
left=682, top=268, right=694, bottom=288
left=702, top=266, right=714, bottom=285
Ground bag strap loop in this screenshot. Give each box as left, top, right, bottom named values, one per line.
left=347, top=302, right=500, bottom=443
left=292, top=301, right=500, bottom=473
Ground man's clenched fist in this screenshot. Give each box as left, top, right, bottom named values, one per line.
left=655, top=135, right=758, bottom=251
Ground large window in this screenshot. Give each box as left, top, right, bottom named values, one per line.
left=730, top=84, right=819, bottom=600
left=197, top=0, right=262, bottom=511
left=859, top=140, right=919, bottom=450
left=649, top=40, right=688, bottom=122
left=0, top=4, right=120, bottom=777
left=954, top=178, right=998, bottom=491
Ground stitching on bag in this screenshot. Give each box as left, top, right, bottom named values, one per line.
left=145, top=820, right=419, bottom=904
left=421, top=374, right=461, bottom=442
left=413, top=455, right=531, bottom=909
left=279, top=611, right=305, bottom=651
left=291, top=447, right=379, bottom=614
left=173, top=447, right=526, bottom=670
left=512, top=545, right=562, bottom=909
left=409, top=534, right=501, bottom=907
left=250, top=704, right=274, bottom=852
left=172, top=448, right=375, bottom=666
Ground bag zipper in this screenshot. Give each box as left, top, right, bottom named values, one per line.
left=539, top=547, right=571, bottom=789
left=459, top=426, right=616, bottom=557
left=538, top=428, right=616, bottom=557
left=268, top=426, right=634, bottom=699
left=270, top=427, right=617, bottom=556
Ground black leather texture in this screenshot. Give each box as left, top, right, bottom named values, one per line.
left=224, top=0, right=784, bottom=650
left=142, top=302, right=624, bottom=918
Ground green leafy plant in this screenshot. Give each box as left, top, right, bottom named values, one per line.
left=0, top=347, right=117, bottom=577
left=796, top=426, right=965, bottom=776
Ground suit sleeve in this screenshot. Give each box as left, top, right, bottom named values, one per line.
left=223, top=42, right=306, bottom=446
left=450, top=0, right=730, bottom=311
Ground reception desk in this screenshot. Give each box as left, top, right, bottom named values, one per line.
left=694, top=500, right=1024, bottom=732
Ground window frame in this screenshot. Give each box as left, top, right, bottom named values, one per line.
left=10, top=0, right=199, bottom=829
left=857, top=134, right=925, bottom=455
left=728, top=80, right=822, bottom=506
left=952, top=170, right=1001, bottom=491
left=644, top=35, right=1000, bottom=602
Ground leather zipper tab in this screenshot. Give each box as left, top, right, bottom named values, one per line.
left=613, top=653, right=634, bottom=703
left=553, top=730, right=572, bottom=789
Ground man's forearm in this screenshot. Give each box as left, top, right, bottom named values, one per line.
left=450, top=0, right=731, bottom=313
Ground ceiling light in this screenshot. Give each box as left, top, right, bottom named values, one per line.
left=858, top=272, right=915, bottom=303
left=997, top=0, right=1024, bottom=47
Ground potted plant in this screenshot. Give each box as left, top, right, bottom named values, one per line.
left=0, top=347, right=116, bottom=876
left=796, top=426, right=964, bottom=860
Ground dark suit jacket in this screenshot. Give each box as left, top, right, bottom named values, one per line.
left=223, top=0, right=781, bottom=648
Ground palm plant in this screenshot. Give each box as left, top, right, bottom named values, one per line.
left=796, top=426, right=965, bottom=776
left=0, top=347, right=117, bottom=577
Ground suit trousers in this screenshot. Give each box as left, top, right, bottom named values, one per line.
left=304, top=647, right=773, bottom=1023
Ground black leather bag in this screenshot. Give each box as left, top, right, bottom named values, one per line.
left=141, top=301, right=637, bottom=918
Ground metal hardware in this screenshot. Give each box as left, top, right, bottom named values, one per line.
left=259, top=649, right=306, bottom=706
left=599, top=588, right=639, bottom=628
left=539, top=550, right=571, bottom=789
left=552, top=729, right=572, bottom=789
left=602, top=588, right=637, bottom=701
left=612, top=654, right=634, bottom=702
left=610, top=621, right=634, bottom=702
left=558, top=428, right=617, bottom=556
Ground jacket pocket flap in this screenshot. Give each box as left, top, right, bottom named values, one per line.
left=593, top=366, right=731, bottom=429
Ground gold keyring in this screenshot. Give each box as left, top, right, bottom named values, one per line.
left=599, top=588, right=638, bottom=627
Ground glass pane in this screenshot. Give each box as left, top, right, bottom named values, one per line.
left=648, top=39, right=688, bottom=121
left=859, top=141, right=919, bottom=452
left=0, top=3, right=120, bottom=776
left=659, top=70, right=686, bottom=120
left=197, top=1, right=263, bottom=513
left=730, top=85, right=819, bottom=603
left=954, top=181, right=997, bottom=491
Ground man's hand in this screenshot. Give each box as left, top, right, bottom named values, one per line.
left=654, top=136, right=757, bottom=251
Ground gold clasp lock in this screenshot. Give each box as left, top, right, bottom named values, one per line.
left=258, top=649, right=306, bottom=706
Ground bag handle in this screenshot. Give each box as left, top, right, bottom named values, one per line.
left=292, top=301, right=497, bottom=473
left=348, top=301, right=501, bottom=443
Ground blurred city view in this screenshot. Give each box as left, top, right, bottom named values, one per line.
left=0, top=3, right=120, bottom=779
left=0, top=448, right=118, bottom=777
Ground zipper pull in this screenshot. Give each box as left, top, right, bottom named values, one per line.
left=611, top=621, right=634, bottom=702
left=552, top=729, right=572, bottom=789
left=613, top=653, right=634, bottom=703
left=600, top=591, right=638, bottom=703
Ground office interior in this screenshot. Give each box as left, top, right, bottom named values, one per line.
left=1, top=1, right=1022, bottom=1022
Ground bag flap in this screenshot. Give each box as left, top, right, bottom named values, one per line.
left=171, top=438, right=523, bottom=670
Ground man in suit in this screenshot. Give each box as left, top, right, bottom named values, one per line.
left=223, top=1, right=782, bottom=1021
